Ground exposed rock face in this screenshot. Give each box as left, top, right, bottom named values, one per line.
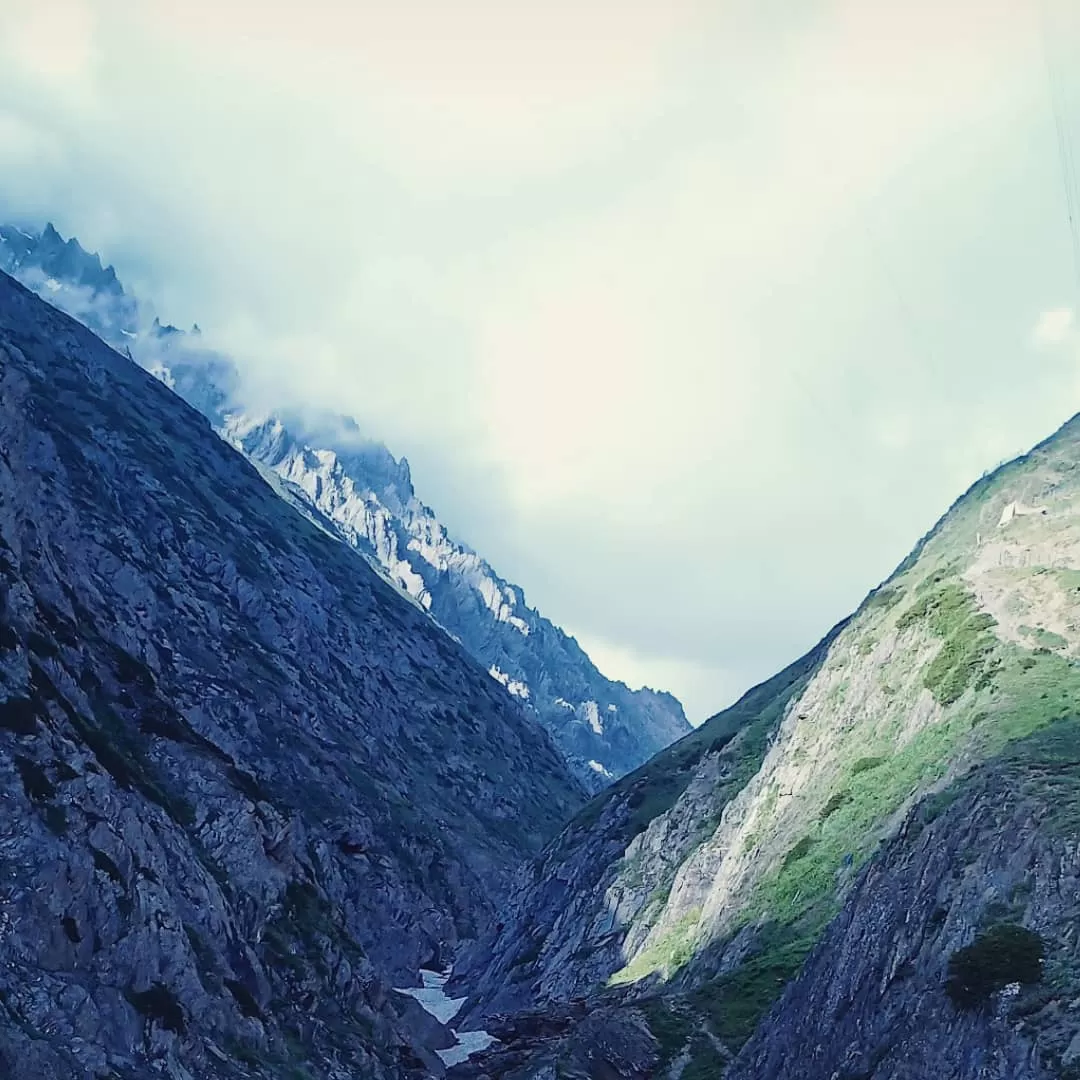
left=216, top=410, right=691, bottom=788
left=728, top=744, right=1080, bottom=1080
left=0, top=222, right=691, bottom=787
left=457, top=640, right=837, bottom=1020
left=448, top=1001, right=659, bottom=1080
left=0, top=270, right=584, bottom=1078
left=461, top=414, right=1080, bottom=1077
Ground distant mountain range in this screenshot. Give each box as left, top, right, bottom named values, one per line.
left=0, top=222, right=690, bottom=787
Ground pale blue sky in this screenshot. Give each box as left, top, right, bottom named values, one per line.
left=3, top=0, right=1080, bottom=722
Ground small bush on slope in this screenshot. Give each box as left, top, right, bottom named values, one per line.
left=946, top=923, right=1044, bottom=1008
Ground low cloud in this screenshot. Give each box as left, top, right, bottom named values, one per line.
left=1031, top=307, right=1076, bottom=347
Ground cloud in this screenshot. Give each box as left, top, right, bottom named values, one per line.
left=1, top=0, right=1079, bottom=717
left=5, top=0, right=98, bottom=90
left=141, top=0, right=708, bottom=186
left=1031, top=307, right=1076, bottom=347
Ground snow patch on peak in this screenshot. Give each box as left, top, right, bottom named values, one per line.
left=583, top=701, right=603, bottom=735
left=588, top=759, right=613, bottom=778
left=476, top=577, right=530, bottom=636
left=488, top=666, right=530, bottom=701
left=554, top=697, right=575, bottom=710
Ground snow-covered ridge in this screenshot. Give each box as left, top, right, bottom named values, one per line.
left=0, top=221, right=692, bottom=784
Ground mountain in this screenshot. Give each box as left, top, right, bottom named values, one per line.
left=0, top=268, right=585, bottom=1077
left=23, top=215, right=1080, bottom=1079
left=0, top=221, right=691, bottom=788
left=452, top=413, right=1080, bottom=1077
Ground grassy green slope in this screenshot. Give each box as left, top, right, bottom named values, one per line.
left=614, top=413, right=1080, bottom=1063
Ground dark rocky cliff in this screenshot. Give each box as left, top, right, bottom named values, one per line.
left=730, top=727, right=1080, bottom=1080
left=0, top=269, right=584, bottom=1079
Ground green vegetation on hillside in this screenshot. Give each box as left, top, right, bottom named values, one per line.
left=575, top=628, right=842, bottom=842
left=601, top=419, right=1080, bottom=1063
left=896, top=580, right=997, bottom=705
left=747, top=642, right=1080, bottom=922
left=610, top=908, right=702, bottom=986
left=990, top=714, right=1080, bottom=836
left=629, top=576, right=1080, bottom=1050
left=688, top=924, right=814, bottom=1047
left=639, top=999, right=695, bottom=1068
left=703, top=641, right=1080, bottom=1043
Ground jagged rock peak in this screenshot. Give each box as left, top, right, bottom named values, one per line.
left=1, top=219, right=692, bottom=787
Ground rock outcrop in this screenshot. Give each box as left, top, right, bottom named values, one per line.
left=729, top=740, right=1080, bottom=1080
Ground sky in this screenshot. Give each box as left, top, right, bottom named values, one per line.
left=3, top=0, right=1080, bottom=724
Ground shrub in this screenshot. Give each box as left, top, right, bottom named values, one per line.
left=850, top=756, right=885, bottom=776
left=782, top=835, right=816, bottom=871
left=127, top=983, right=186, bottom=1033
left=820, top=789, right=851, bottom=820
left=641, top=1000, right=693, bottom=1065
left=945, top=923, right=1044, bottom=1008
left=896, top=583, right=997, bottom=704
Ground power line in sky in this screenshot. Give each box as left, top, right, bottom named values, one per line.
left=1040, top=0, right=1080, bottom=306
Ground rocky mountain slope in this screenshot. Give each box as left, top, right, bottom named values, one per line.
left=0, top=222, right=690, bottom=786
left=14, top=216, right=1078, bottom=1079
left=456, top=413, right=1080, bottom=1078
left=0, top=269, right=585, bottom=1078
